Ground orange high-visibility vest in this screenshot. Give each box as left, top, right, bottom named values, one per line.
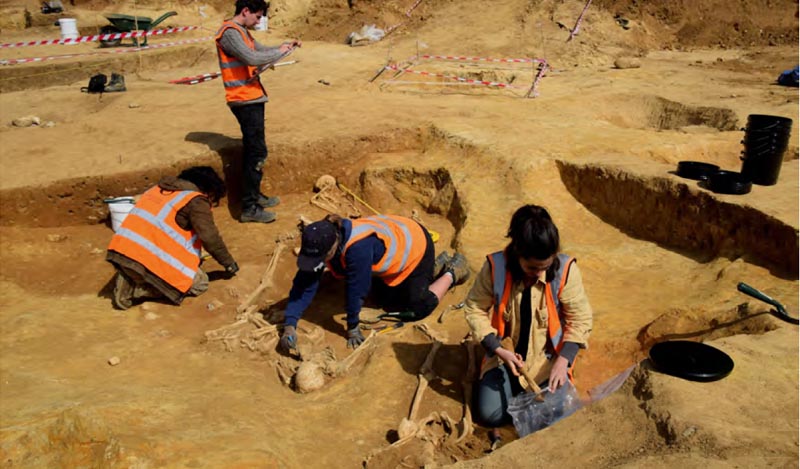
left=330, top=216, right=427, bottom=286
left=108, top=187, right=204, bottom=293
left=214, top=21, right=266, bottom=103
left=487, top=251, right=577, bottom=377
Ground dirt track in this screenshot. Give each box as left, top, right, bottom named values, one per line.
left=0, top=0, right=798, bottom=467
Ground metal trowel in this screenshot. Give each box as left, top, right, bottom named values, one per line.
left=737, top=282, right=799, bottom=325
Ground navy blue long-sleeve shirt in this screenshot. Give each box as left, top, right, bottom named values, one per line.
left=284, top=219, right=386, bottom=329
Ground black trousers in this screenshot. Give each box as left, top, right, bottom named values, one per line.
left=230, top=102, right=267, bottom=212
left=372, top=226, right=439, bottom=319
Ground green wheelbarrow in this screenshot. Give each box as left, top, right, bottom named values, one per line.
left=99, top=10, right=177, bottom=47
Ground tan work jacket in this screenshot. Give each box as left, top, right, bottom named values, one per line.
left=465, top=258, right=593, bottom=385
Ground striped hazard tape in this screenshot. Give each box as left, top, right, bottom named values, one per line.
left=0, top=26, right=199, bottom=49
left=1, top=36, right=211, bottom=66
left=419, top=54, right=545, bottom=64
left=386, top=64, right=524, bottom=89
left=385, top=0, right=425, bottom=35
left=170, top=72, right=221, bottom=85
left=170, top=60, right=298, bottom=85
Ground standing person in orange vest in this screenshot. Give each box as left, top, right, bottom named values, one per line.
left=107, top=166, right=239, bottom=310
left=278, top=214, right=471, bottom=351
left=464, top=204, right=593, bottom=429
left=215, top=0, right=301, bottom=223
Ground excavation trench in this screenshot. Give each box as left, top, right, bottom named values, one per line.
left=556, top=160, right=799, bottom=277
left=0, top=131, right=794, bottom=468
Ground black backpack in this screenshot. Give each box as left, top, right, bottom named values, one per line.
left=81, top=73, right=107, bottom=93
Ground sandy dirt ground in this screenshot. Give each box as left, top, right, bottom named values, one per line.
left=0, top=0, right=798, bottom=467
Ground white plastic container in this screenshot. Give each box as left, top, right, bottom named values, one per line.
left=58, top=18, right=79, bottom=44
left=254, top=16, right=268, bottom=31
left=105, top=197, right=135, bottom=232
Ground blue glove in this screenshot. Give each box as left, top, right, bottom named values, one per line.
left=346, top=326, right=365, bottom=349
left=280, top=325, right=297, bottom=352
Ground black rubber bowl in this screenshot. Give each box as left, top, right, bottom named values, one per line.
left=707, top=170, right=752, bottom=195
left=676, top=161, right=720, bottom=180
left=649, top=340, right=734, bottom=382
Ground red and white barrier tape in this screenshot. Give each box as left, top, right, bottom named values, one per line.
left=525, top=61, right=549, bottom=98
left=403, top=0, right=424, bottom=17
left=1, top=36, right=211, bottom=66
left=169, top=60, right=297, bottom=85
left=567, top=0, right=593, bottom=42
left=419, top=54, right=545, bottom=64
left=386, top=64, right=524, bottom=89
left=171, top=72, right=221, bottom=85
left=0, top=26, right=198, bottom=49
left=385, top=0, right=425, bottom=35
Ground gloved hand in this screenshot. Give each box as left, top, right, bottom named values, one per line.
left=280, top=325, right=297, bottom=352
left=346, top=326, right=365, bottom=349
left=225, top=262, right=239, bottom=278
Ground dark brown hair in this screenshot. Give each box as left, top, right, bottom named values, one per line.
left=505, top=204, right=561, bottom=282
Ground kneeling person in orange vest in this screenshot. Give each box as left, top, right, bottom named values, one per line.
left=279, top=214, right=470, bottom=351
left=107, top=166, right=239, bottom=310
left=464, top=204, right=593, bottom=428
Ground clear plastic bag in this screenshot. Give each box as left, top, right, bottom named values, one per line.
left=507, top=381, right=583, bottom=437
left=346, top=24, right=385, bottom=46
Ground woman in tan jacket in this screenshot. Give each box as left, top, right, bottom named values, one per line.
left=465, top=204, right=593, bottom=427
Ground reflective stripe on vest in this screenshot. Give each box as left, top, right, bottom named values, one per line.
left=108, top=188, right=203, bottom=293
left=335, top=215, right=427, bottom=286
left=214, top=21, right=265, bottom=103
left=488, top=251, right=574, bottom=352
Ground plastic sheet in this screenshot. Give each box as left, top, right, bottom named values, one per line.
left=507, top=381, right=583, bottom=437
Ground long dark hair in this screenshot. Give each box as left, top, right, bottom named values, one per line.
left=505, top=204, right=561, bottom=282
left=178, top=166, right=226, bottom=206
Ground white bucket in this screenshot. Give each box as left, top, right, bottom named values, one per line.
left=105, top=197, right=135, bottom=232
left=58, top=18, right=79, bottom=44
left=254, top=16, right=268, bottom=31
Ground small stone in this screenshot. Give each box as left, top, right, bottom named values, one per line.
left=46, top=234, right=68, bottom=242
left=128, top=103, right=140, bottom=108
left=108, top=356, right=121, bottom=366
left=206, top=299, right=224, bottom=311
left=293, top=246, right=301, bottom=256
left=682, top=426, right=697, bottom=438
left=144, top=312, right=159, bottom=321
left=614, top=57, right=641, bottom=69
left=41, top=121, right=56, bottom=128
left=716, top=57, right=724, bottom=62
left=90, top=247, right=104, bottom=255
left=12, top=116, right=40, bottom=127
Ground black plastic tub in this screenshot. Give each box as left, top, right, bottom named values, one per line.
left=676, top=161, right=720, bottom=180
left=707, top=170, right=752, bottom=195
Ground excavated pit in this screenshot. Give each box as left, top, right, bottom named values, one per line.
left=0, top=128, right=795, bottom=467
left=595, top=94, right=740, bottom=131
left=556, top=160, right=799, bottom=277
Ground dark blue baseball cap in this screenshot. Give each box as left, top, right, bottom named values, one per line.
left=297, top=220, right=338, bottom=273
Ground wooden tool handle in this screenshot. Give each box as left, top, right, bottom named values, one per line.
left=499, top=337, right=544, bottom=395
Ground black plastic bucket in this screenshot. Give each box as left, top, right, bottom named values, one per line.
left=740, top=114, right=793, bottom=185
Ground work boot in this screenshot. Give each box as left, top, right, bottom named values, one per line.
left=240, top=206, right=276, bottom=224
left=257, top=193, right=280, bottom=209
left=112, top=271, right=134, bottom=310
left=104, top=73, right=126, bottom=92
left=433, top=251, right=451, bottom=278
left=444, top=252, right=470, bottom=286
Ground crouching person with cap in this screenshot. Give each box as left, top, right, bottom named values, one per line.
left=106, top=166, right=240, bottom=310
left=280, top=214, right=470, bottom=351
